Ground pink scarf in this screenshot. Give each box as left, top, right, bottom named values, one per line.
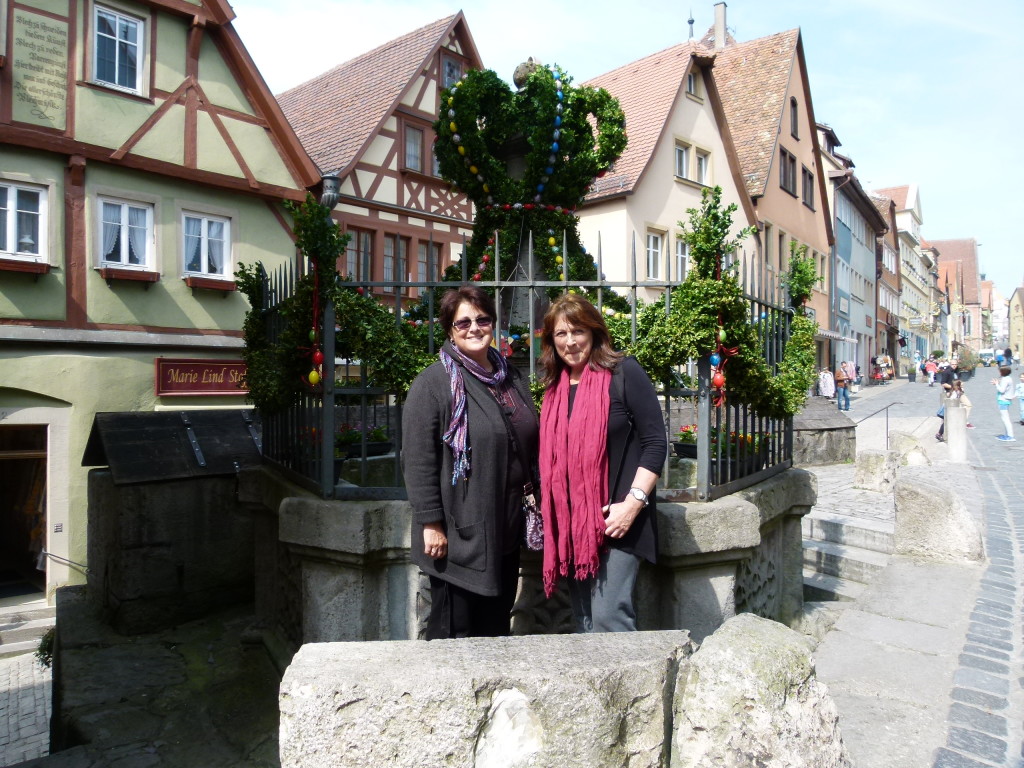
left=539, top=364, right=611, bottom=597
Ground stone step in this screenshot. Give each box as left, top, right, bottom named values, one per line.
left=802, top=511, right=894, bottom=555
left=803, top=570, right=867, bottom=602
left=802, top=538, right=890, bottom=583
left=0, top=638, right=43, bottom=660
left=0, top=617, right=55, bottom=645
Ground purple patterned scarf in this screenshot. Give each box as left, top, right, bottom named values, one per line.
left=440, top=340, right=508, bottom=484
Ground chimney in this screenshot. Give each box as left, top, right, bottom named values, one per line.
left=714, top=1, right=727, bottom=49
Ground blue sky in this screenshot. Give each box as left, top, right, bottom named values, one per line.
left=233, top=0, right=1024, bottom=300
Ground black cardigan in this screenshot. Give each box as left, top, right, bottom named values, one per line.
left=401, top=360, right=538, bottom=596
left=599, top=357, right=667, bottom=563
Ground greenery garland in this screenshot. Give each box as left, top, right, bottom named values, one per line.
left=237, top=195, right=435, bottom=414
left=608, top=187, right=818, bottom=419
left=427, top=63, right=629, bottom=310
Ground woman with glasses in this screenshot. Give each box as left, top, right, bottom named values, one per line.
left=537, top=294, right=667, bottom=632
left=402, top=285, right=539, bottom=639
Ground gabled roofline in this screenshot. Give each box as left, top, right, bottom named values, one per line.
left=332, top=12, right=478, bottom=178
left=700, top=56, right=758, bottom=230
left=215, top=22, right=321, bottom=189
left=794, top=32, right=834, bottom=247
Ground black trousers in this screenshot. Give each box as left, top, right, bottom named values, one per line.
left=426, top=550, right=521, bottom=639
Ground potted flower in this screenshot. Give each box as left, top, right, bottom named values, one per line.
left=335, top=423, right=392, bottom=459
left=673, top=424, right=699, bottom=458
left=673, top=424, right=767, bottom=469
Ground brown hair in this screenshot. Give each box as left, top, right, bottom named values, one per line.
left=439, top=285, right=497, bottom=334
left=1000, top=366, right=1012, bottom=377
left=539, top=293, right=622, bottom=388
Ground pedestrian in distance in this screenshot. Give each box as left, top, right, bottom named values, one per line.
left=537, top=294, right=667, bottom=632
left=1004, top=347, right=1014, bottom=369
left=925, top=357, right=938, bottom=387
left=1016, top=372, right=1024, bottom=426
left=936, top=380, right=972, bottom=441
left=992, top=365, right=1017, bottom=442
left=402, top=285, right=540, bottom=639
left=834, top=362, right=851, bottom=411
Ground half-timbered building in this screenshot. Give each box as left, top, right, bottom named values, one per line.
left=0, top=0, right=318, bottom=600
left=277, top=13, right=483, bottom=303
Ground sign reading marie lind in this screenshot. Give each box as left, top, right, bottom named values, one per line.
left=155, top=358, right=248, bottom=397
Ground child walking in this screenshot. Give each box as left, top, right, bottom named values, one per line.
left=993, top=366, right=1016, bottom=442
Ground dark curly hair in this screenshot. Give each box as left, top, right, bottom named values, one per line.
left=439, top=285, right=497, bottom=335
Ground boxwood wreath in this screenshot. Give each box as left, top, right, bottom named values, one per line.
left=608, top=187, right=818, bottom=419
left=430, top=62, right=629, bottom=310
left=236, top=194, right=435, bottom=414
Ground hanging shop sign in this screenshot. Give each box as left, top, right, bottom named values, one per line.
left=155, top=358, right=248, bottom=397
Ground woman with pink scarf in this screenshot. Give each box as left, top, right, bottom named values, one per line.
left=538, top=295, right=667, bottom=632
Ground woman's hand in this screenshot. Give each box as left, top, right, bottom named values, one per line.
left=602, top=500, right=640, bottom=539
left=423, top=523, right=448, bottom=559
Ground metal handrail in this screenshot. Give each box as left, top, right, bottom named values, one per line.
left=853, top=402, right=903, bottom=450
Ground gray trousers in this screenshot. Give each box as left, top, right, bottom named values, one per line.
left=567, top=547, right=641, bottom=632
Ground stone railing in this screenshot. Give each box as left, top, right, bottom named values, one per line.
left=239, top=466, right=816, bottom=661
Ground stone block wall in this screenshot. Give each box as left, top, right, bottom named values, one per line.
left=250, top=466, right=815, bottom=654
left=86, top=470, right=255, bottom=635
left=279, top=614, right=851, bottom=768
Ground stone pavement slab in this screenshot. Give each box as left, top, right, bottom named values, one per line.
left=0, top=651, right=51, bottom=766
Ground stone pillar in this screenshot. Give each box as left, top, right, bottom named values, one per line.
left=944, top=399, right=967, bottom=463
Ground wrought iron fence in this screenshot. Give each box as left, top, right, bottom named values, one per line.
left=258, top=233, right=794, bottom=502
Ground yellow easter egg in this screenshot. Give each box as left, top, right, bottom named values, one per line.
left=308, top=370, right=321, bottom=385
left=469, top=165, right=478, bottom=174
left=555, top=255, right=563, bottom=264
left=548, top=236, right=556, bottom=246
left=449, top=122, right=457, bottom=132
left=458, top=146, right=466, bottom=156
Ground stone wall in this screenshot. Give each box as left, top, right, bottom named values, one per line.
left=279, top=613, right=851, bottom=768
left=793, top=397, right=856, bottom=466
left=247, top=466, right=815, bottom=656
left=86, top=470, right=255, bottom=634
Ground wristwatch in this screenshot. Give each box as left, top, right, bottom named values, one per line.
left=628, top=487, right=649, bottom=507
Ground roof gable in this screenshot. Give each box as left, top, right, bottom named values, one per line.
left=929, top=238, right=981, bottom=305
left=700, top=28, right=800, bottom=198
left=582, top=42, right=704, bottom=199
left=277, top=14, right=475, bottom=177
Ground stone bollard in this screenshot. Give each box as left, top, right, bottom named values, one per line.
left=854, top=449, right=898, bottom=492
left=673, top=613, right=852, bottom=768
left=893, top=467, right=983, bottom=561
left=888, top=431, right=931, bottom=466
left=944, top=399, right=967, bottom=463
left=280, top=632, right=694, bottom=768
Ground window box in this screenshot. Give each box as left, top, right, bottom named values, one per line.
left=99, top=267, right=159, bottom=286
left=185, top=275, right=236, bottom=293
left=0, top=257, right=50, bottom=275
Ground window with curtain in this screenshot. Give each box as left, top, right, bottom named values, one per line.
left=182, top=213, right=230, bottom=276
left=345, top=230, right=372, bottom=280
left=0, top=182, right=45, bottom=258
left=675, top=239, right=689, bottom=282
left=674, top=142, right=690, bottom=179
left=100, top=199, right=152, bottom=267
left=646, top=231, right=662, bottom=279
left=695, top=151, right=710, bottom=185
left=405, top=126, right=423, bottom=172
left=95, top=6, right=143, bottom=93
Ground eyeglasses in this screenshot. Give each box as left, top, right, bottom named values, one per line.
left=452, top=316, right=493, bottom=332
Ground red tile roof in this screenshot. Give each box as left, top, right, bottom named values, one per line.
left=277, top=14, right=460, bottom=176
left=583, top=42, right=706, bottom=200
left=698, top=29, right=800, bottom=198
left=930, top=238, right=981, bottom=305
left=872, top=185, right=910, bottom=211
